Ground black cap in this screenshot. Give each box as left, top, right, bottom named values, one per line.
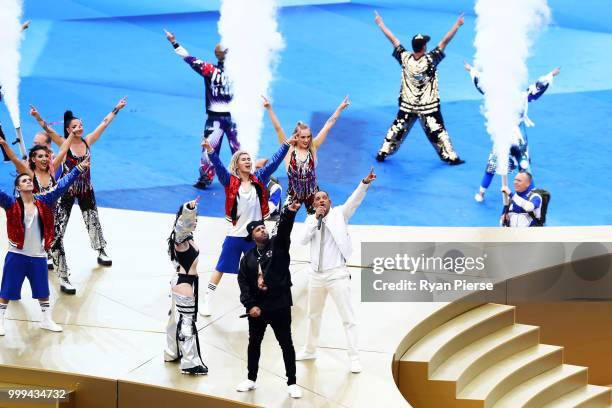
left=245, top=220, right=265, bottom=242
left=411, top=34, right=431, bottom=52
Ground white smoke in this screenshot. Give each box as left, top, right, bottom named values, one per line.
left=218, top=0, right=284, bottom=159
left=0, top=0, right=24, bottom=128
left=474, top=0, right=550, bottom=175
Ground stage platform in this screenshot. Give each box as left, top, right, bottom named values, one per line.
left=1, top=207, right=610, bottom=407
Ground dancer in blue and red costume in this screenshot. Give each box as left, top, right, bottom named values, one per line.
left=165, top=30, right=241, bottom=189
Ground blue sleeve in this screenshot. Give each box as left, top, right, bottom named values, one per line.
left=36, top=167, right=81, bottom=205
left=0, top=190, right=16, bottom=210
left=530, top=194, right=542, bottom=209
left=255, top=144, right=289, bottom=184
left=392, top=44, right=407, bottom=66
left=208, top=151, right=231, bottom=186
left=526, top=80, right=550, bottom=103
left=269, top=184, right=281, bottom=207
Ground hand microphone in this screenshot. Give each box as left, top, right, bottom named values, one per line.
left=239, top=313, right=249, bottom=318
left=317, top=213, right=323, bottom=230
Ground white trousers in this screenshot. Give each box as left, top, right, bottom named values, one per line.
left=304, top=275, right=359, bottom=360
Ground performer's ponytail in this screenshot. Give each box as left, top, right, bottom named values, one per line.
left=63, top=110, right=77, bottom=138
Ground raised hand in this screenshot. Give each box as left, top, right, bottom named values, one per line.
left=21, top=20, right=30, bottom=31
left=164, top=29, right=176, bottom=44
left=463, top=61, right=472, bottom=72
left=456, top=13, right=465, bottom=27
left=339, top=95, right=350, bottom=110
left=29, top=104, right=40, bottom=118
left=363, top=166, right=376, bottom=184
left=552, top=67, right=561, bottom=77
left=374, top=10, right=384, bottom=27
left=115, top=96, right=128, bottom=111
left=261, top=95, right=271, bottom=109
left=501, top=185, right=512, bottom=196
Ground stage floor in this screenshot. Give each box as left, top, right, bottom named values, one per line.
left=1, top=207, right=611, bottom=407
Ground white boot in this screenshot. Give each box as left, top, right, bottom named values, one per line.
left=199, top=293, right=212, bottom=317
left=40, top=310, right=63, bottom=332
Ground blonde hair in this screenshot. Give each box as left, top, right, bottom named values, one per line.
left=292, top=121, right=317, bottom=163
left=228, top=150, right=252, bottom=176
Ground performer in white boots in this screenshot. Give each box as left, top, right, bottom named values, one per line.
left=0, top=158, right=90, bottom=336
left=163, top=198, right=208, bottom=375
left=296, top=168, right=376, bottom=373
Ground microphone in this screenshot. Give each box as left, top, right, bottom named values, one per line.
left=317, top=213, right=323, bottom=230
left=239, top=313, right=249, bottom=318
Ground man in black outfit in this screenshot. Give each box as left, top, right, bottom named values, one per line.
left=236, top=201, right=302, bottom=399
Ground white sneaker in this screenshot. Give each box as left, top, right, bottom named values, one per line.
left=199, top=295, right=212, bottom=317
left=236, top=379, right=257, bottom=392
left=350, top=360, right=362, bottom=374
left=288, top=384, right=302, bottom=399
left=40, top=317, right=63, bottom=332
left=474, top=192, right=485, bottom=202
left=295, top=349, right=317, bottom=361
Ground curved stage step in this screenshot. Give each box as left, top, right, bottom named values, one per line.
left=397, top=303, right=612, bottom=408
left=542, top=384, right=612, bottom=408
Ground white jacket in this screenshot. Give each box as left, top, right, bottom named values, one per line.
left=299, top=181, right=370, bottom=269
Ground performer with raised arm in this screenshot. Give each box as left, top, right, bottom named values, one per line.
left=464, top=62, right=561, bottom=202
left=200, top=137, right=291, bottom=316
left=374, top=11, right=465, bottom=165
left=0, top=158, right=90, bottom=336
left=30, top=99, right=127, bottom=295
left=165, top=30, right=241, bottom=189
left=163, top=198, right=208, bottom=375
left=296, top=168, right=376, bottom=373
left=0, top=130, right=75, bottom=194
left=263, top=95, right=349, bottom=213
left=235, top=200, right=303, bottom=399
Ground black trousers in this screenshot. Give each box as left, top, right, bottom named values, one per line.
left=247, top=306, right=296, bottom=385
left=378, top=108, right=460, bottom=161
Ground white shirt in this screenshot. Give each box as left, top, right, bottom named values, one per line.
left=9, top=208, right=46, bottom=257
left=312, top=219, right=347, bottom=278
left=228, top=185, right=262, bottom=237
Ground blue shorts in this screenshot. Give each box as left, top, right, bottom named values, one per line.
left=215, top=236, right=255, bottom=274
left=0, top=252, right=49, bottom=300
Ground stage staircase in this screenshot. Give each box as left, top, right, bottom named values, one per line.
left=397, top=303, right=612, bottom=408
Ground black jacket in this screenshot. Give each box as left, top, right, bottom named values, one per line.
left=238, top=207, right=297, bottom=313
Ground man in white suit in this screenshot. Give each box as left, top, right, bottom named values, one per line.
left=296, top=168, right=376, bottom=373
